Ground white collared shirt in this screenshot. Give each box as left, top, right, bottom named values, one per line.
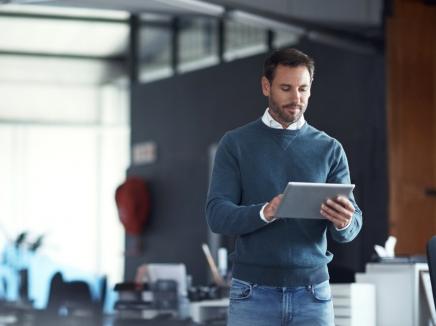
left=259, top=108, right=352, bottom=231
left=261, top=108, right=306, bottom=130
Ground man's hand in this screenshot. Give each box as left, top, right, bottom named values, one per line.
left=263, top=194, right=283, bottom=221
left=320, top=195, right=355, bottom=229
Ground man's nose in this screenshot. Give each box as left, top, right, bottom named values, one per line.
left=289, top=89, right=301, bottom=102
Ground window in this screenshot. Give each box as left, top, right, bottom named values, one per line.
left=139, top=23, right=173, bottom=82
left=0, top=57, right=129, bottom=308
left=178, top=17, right=219, bottom=73
left=224, top=21, right=268, bottom=61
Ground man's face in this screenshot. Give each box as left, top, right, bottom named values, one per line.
left=261, top=64, right=312, bottom=128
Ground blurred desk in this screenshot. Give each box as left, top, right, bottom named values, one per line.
left=190, top=299, right=228, bottom=324
left=356, top=262, right=428, bottom=326
left=331, top=283, right=376, bottom=326
left=0, top=306, right=200, bottom=326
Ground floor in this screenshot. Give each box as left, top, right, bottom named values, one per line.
left=0, top=302, right=226, bottom=326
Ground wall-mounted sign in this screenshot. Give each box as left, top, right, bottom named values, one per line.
left=132, top=141, right=157, bottom=165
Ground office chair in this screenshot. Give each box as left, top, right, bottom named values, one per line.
left=46, top=271, right=95, bottom=316
left=426, top=236, right=436, bottom=311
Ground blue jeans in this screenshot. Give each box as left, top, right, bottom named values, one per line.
left=227, top=278, right=334, bottom=326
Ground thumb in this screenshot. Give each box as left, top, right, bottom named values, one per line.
left=271, top=194, right=283, bottom=206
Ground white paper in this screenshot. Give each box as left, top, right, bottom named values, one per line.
left=374, top=236, right=397, bottom=258
left=147, top=263, right=187, bottom=296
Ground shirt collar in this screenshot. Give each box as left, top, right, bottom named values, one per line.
left=261, top=108, right=306, bottom=130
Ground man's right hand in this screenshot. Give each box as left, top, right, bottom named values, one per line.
left=262, top=194, right=283, bottom=221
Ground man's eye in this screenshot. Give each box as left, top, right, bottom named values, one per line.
left=281, top=87, right=290, bottom=91
left=300, top=88, right=307, bottom=92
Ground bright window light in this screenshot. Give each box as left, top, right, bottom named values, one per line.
left=0, top=62, right=129, bottom=309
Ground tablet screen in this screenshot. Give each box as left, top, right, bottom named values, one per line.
left=275, top=182, right=355, bottom=219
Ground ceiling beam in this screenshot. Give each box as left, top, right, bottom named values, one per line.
left=208, top=0, right=384, bottom=53
left=0, top=50, right=126, bottom=61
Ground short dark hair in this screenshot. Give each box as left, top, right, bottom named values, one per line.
left=263, top=48, right=315, bottom=83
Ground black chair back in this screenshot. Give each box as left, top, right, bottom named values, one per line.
left=426, top=236, right=436, bottom=311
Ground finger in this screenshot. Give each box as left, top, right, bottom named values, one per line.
left=269, top=202, right=279, bottom=212
left=332, top=218, right=349, bottom=229
left=321, top=209, right=347, bottom=224
left=320, top=210, right=349, bottom=228
left=325, top=199, right=352, bottom=217
left=321, top=204, right=350, bottom=223
left=321, top=211, right=347, bottom=228
left=271, top=194, right=283, bottom=206
left=335, top=196, right=355, bottom=212
left=267, top=196, right=282, bottom=212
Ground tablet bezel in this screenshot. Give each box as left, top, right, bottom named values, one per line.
left=274, top=182, right=355, bottom=219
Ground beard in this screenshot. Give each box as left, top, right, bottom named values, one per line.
left=269, top=98, right=305, bottom=126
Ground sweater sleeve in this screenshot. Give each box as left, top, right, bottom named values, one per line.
left=326, top=141, right=363, bottom=243
left=206, top=133, right=269, bottom=236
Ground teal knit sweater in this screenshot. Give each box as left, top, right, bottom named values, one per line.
left=206, top=119, right=362, bottom=286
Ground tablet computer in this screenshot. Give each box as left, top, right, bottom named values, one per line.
left=275, top=182, right=355, bottom=219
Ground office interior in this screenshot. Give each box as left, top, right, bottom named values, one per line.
left=0, top=0, right=435, bottom=325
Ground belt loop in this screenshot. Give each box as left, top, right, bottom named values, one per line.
left=307, top=284, right=314, bottom=294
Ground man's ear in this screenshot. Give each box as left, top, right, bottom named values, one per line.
left=261, top=76, right=271, bottom=97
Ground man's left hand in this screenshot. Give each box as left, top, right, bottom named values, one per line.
left=320, top=196, right=355, bottom=229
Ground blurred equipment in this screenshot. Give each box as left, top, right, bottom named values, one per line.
left=201, top=244, right=225, bottom=286
left=115, top=177, right=151, bottom=236
left=190, top=298, right=229, bottom=324
left=146, top=263, right=188, bottom=297
left=113, top=282, right=154, bottom=319
left=113, top=280, right=179, bottom=320
left=217, top=248, right=228, bottom=280
left=151, top=279, right=179, bottom=313
left=115, top=177, right=151, bottom=255
left=113, top=263, right=190, bottom=321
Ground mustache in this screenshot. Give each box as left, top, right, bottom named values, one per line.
left=282, top=103, right=301, bottom=109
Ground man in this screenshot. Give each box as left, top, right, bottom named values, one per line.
left=206, top=48, right=362, bottom=326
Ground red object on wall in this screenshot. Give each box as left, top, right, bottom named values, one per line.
left=115, top=177, right=151, bottom=236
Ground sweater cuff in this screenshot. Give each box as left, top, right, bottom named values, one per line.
left=259, top=202, right=277, bottom=223
left=335, top=215, right=353, bottom=231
